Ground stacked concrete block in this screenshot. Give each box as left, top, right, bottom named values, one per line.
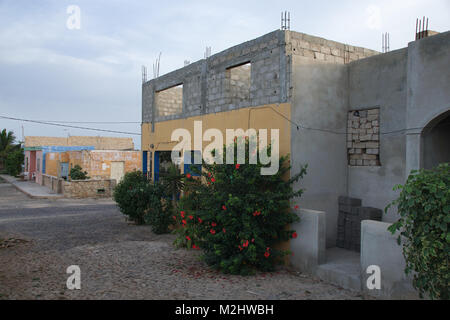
left=288, top=31, right=379, bottom=64
left=155, top=86, right=183, bottom=117
left=347, top=108, right=380, bottom=166
left=337, top=196, right=382, bottom=252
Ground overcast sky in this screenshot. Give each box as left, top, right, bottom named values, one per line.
left=0, top=0, right=449, bottom=149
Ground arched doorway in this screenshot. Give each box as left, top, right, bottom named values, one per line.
left=421, top=110, right=450, bottom=169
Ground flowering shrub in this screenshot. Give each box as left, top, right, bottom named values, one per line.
left=174, top=138, right=307, bottom=275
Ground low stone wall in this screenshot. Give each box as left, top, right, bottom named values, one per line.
left=63, top=179, right=116, bottom=198
left=41, top=174, right=63, bottom=193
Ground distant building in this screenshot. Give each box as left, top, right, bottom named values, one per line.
left=45, top=149, right=141, bottom=182
left=24, top=136, right=136, bottom=184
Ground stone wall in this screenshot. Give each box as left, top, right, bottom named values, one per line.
left=41, top=174, right=63, bottom=193
left=347, top=108, right=380, bottom=166
left=63, top=179, right=116, bottom=198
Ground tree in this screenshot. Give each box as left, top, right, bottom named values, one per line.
left=5, top=148, right=24, bottom=176
left=0, top=129, right=18, bottom=170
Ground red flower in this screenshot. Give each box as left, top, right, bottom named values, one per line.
left=211, top=222, right=217, bottom=227
left=294, top=205, right=299, bottom=210
left=186, top=236, right=191, bottom=241
left=208, top=172, right=212, bottom=177
left=210, top=229, right=216, bottom=235
left=266, top=247, right=270, bottom=251
left=192, top=244, right=200, bottom=250
left=180, top=211, right=185, bottom=218
left=172, top=216, right=176, bottom=220
left=253, top=210, right=261, bottom=216
left=198, top=217, right=203, bottom=223
left=182, top=219, right=187, bottom=225
left=235, top=164, right=240, bottom=169
left=242, top=240, right=249, bottom=248
left=264, top=252, right=270, bottom=258
left=292, top=232, right=298, bottom=239
left=211, top=178, right=216, bottom=183
left=222, top=228, right=226, bottom=233
left=188, top=215, right=194, bottom=220
left=251, top=238, right=255, bottom=243
left=222, top=205, right=227, bottom=211
left=186, top=173, right=191, bottom=179
left=238, top=245, right=243, bottom=251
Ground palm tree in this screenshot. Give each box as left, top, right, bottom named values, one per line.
left=0, top=129, right=18, bottom=169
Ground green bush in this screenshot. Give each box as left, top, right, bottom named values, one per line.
left=386, top=163, right=450, bottom=300
left=174, top=138, right=307, bottom=275
left=5, top=147, right=24, bottom=176
left=69, top=165, right=89, bottom=180
left=113, top=170, right=173, bottom=233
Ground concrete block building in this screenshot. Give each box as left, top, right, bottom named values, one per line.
left=141, top=29, right=450, bottom=297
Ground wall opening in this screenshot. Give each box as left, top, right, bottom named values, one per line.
left=226, top=62, right=251, bottom=105
left=155, top=84, right=183, bottom=117
left=347, top=108, right=380, bottom=166
left=422, top=112, right=450, bottom=169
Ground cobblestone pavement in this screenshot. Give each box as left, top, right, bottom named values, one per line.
left=0, top=184, right=370, bottom=300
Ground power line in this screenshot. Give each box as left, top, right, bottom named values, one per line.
left=0, top=115, right=141, bottom=136
left=43, top=120, right=140, bottom=124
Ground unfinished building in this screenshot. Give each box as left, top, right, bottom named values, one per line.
left=141, top=29, right=450, bottom=298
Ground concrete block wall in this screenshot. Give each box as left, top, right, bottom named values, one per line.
left=143, top=30, right=287, bottom=124
left=142, top=29, right=380, bottom=127
left=226, top=63, right=251, bottom=105
left=288, top=31, right=379, bottom=64
left=155, top=85, right=183, bottom=117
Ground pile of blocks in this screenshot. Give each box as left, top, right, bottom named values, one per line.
left=337, top=196, right=382, bottom=252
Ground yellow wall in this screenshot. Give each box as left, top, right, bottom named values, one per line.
left=142, top=103, right=291, bottom=179
left=45, top=152, right=70, bottom=177
left=45, top=150, right=141, bottom=179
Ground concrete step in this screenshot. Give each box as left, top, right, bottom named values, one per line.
left=315, top=247, right=361, bottom=292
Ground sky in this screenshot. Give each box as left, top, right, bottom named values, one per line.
left=0, top=0, right=449, bottom=149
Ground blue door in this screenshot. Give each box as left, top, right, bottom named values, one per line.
left=142, top=151, right=148, bottom=176
left=60, top=162, right=69, bottom=179
left=154, top=151, right=160, bottom=182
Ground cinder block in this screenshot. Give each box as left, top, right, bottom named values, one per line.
left=338, top=196, right=362, bottom=206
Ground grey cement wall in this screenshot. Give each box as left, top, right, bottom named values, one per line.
left=347, top=48, right=408, bottom=223
left=290, top=54, right=349, bottom=247
left=290, top=208, right=326, bottom=273
left=361, top=220, right=418, bottom=299
left=423, top=115, right=450, bottom=169
left=405, top=31, right=450, bottom=173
